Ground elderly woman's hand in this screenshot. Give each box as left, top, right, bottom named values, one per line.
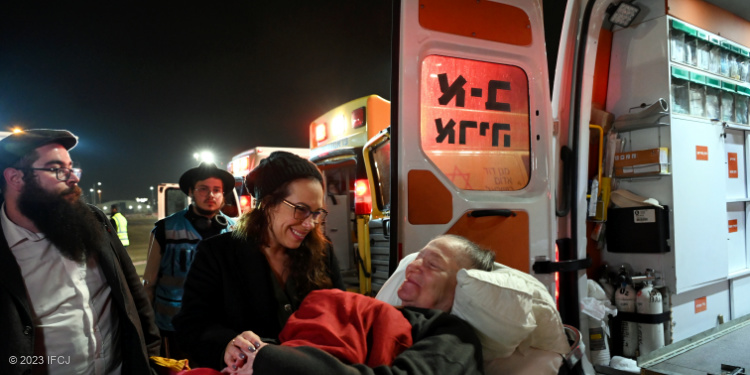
left=223, top=331, right=266, bottom=373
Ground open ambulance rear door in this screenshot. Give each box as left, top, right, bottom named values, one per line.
left=392, top=0, right=559, bottom=300
left=391, top=0, right=602, bottom=331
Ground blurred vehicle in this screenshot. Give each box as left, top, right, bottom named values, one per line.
left=309, top=95, right=390, bottom=294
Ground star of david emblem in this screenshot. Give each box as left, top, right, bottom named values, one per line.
left=445, top=165, right=472, bottom=189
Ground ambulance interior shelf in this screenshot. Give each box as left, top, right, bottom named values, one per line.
left=610, top=99, right=672, bottom=181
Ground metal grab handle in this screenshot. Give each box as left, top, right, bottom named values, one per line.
left=467, top=209, right=516, bottom=218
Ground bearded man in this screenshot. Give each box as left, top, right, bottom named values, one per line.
left=0, top=129, right=160, bottom=375
left=142, top=161, right=235, bottom=358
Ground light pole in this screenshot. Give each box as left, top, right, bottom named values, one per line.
left=97, top=189, right=102, bottom=204
left=150, top=186, right=155, bottom=206
left=89, top=188, right=95, bottom=204
left=91, top=182, right=102, bottom=203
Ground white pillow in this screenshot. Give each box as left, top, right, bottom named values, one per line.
left=375, top=256, right=570, bottom=362
left=454, top=266, right=571, bottom=360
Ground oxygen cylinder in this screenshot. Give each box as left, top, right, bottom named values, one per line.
left=599, top=274, right=615, bottom=303
left=615, top=276, right=638, bottom=357
left=636, top=276, right=665, bottom=355
left=586, top=280, right=612, bottom=366
left=597, top=264, right=615, bottom=303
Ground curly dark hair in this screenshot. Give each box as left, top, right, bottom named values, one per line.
left=232, top=177, right=332, bottom=297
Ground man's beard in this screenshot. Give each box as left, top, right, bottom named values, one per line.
left=18, top=179, right=103, bottom=262
left=193, top=202, right=222, bottom=217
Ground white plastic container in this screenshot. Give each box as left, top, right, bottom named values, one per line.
left=722, top=90, right=735, bottom=122
left=671, top=78, right=690, bottom=115
left=705, top=87, right=720, bottom=120
left=689, top=83, right=705, bottom=117
left=736, top=94, right=749, bottom=124
left=670, top=29, right=686, bottom=64
left=684, top=35, right=697, bottom=66
left=696, top=39, right=711, bottom=71
left=709, top=45, right=722, bottom=74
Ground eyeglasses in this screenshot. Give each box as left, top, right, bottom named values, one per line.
left=282, top=199, right=328, bottom=223
left=25, top=167, right=82, bottom=181
left=194, top=186, right=224, bottom=196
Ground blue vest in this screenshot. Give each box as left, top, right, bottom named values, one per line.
left=153, top=208, right=234, bottom=331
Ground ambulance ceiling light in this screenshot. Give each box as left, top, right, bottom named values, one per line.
left=331, top=114, right=346, bottom=137
left=607, top=1, right=640, bottom=28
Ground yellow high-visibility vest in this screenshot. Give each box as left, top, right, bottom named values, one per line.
left=112, top=212, right=129, bottom=247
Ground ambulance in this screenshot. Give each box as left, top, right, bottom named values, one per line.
left=349, top=0, right=750, bottom=371
left=308, top=95, right=390, bottom=293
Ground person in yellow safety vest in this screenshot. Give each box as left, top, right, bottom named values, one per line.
left=110, top=204, right=129, bottom=247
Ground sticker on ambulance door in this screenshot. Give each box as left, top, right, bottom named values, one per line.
left=728, top=152, right=739, bottom=178
left=420, top=55, right=531, bottom=191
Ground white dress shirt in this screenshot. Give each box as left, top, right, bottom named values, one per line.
left=2, top=203, right=122, bottom=374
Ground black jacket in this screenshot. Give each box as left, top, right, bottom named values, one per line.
left=173, top=232, right=344, bottom=369
left=0, top=204, right=160, bottom=375
left=254, top=307, right=485, bottom=375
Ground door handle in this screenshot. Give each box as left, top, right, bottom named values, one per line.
left=467, top=209, right=516, bottom=218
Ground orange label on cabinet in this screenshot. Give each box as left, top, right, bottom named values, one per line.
left=729, top=219, right=739, bottom=233
left=728, top=152, right=739, bottom=178
left=696, top=146, right=708, bottom=161
left=695, top=296, right=707, bottom=313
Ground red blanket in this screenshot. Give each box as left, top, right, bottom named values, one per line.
left=279, top=289, right=413, bottom=367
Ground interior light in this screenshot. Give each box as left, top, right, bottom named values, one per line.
left=315, top=123, right=327, bottom=143
left=607, top=2, right=640, bottom=28
left=239, top=195, right=251, bottom=213
left=232, top=156, right=250, bottom=176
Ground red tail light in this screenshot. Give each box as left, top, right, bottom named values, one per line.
left=354, top=179, right=371, bottom=215
left=351, top=106, right=366, bottom=129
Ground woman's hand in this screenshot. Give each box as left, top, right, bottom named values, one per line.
left=231, top=341, right=268, bottom=375
left=223, top=331, right=266, bottom=372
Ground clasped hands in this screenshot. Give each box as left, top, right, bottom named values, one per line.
left=222, top=330, right=268, bottom=374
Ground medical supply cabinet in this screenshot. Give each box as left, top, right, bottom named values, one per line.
left=603, top=13, right=750, bottom=342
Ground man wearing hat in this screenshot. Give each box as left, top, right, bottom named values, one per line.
left=142, top=161, right=236, bottom=358
left=0, top=129, right=160, bottom=375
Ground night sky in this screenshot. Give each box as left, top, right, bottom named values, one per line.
left=0, top=2, right=392, bottom=201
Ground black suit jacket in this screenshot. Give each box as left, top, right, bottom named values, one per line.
left=0, top=204, right=160, bottom=375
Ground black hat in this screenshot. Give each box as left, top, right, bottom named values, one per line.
left=179, top=162, right=235, bottom=195
left=246, top=151, right=322, bottom=200
left=0, top=129, right=78, bottom=171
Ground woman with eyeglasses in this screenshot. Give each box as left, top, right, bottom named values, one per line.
left=173, top=151, right=344, bottom=371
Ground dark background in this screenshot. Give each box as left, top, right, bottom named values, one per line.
left=0, top=2, right=392, bottom=201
